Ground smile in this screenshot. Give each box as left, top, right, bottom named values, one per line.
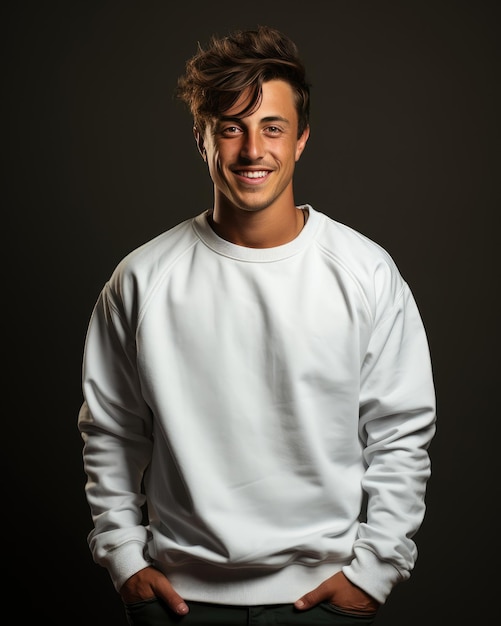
left=239, top=171, right=269, bottom=179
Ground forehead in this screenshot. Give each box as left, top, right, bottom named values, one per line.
left=222, top=79, right=297, bottom=120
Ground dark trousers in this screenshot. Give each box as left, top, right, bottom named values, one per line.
left=124, top=599, right=377, bottom=625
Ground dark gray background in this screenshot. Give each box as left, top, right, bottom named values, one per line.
left=5, top=1, right=498, bottom=623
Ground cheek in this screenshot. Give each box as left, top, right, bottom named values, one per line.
left=208, top=155, right=227, bottom=184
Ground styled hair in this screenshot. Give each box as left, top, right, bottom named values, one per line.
left=176, top=25, right=310, bottom=138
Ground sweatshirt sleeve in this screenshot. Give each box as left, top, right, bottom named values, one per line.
left=78, top=279, right=154, bottom=591
left=342, top=278, right=437, bottom=604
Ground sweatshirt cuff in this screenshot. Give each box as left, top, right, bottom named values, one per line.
left=105, top=540, right=152, bottom=592
left=342, top=547, right=406, bottom=604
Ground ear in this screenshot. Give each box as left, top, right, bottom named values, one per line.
left=295, top=125, right=310, bottom=162
left=193, top=126, right=206, bottom=161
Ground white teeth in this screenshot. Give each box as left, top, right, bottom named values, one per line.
left=241, top=171, right=268, bottom=178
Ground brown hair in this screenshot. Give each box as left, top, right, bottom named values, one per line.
left=176, top=25, right=310, bottom=138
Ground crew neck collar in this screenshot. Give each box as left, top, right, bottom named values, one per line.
left=192, top=204, right=319, bottom=262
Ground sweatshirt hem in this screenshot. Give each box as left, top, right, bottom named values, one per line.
left=159, top=561, right=348, bottom=605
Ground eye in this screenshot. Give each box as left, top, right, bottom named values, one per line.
left=221, top=125, right=243, bottom=136
left=264, top=126, right=283, bottom=135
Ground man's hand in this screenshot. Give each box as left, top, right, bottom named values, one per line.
left=120, top=566, right=189, bottom=616
left=294, top=571, right=380, bottom=614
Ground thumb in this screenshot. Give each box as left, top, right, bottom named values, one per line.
left=294, top=581, right=330, bottom=611
left=152, top=576, right=189, bottom=616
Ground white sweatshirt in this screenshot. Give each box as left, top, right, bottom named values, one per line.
left=78, top=205, right=436, bottom=605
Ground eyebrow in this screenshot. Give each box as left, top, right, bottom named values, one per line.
left=218, top=115, right=291, bottom=126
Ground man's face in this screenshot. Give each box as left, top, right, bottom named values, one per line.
left=199, top=79, right=309, bottom=214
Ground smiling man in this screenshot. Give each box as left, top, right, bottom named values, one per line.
left=194, top=78, right=309, bottom=247
left=78, top=26, right=436, bottom=626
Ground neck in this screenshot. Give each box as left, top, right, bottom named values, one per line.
left=209, top=202, right=307, bottom=248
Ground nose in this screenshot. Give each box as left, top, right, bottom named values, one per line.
left=240, top=130, right=264, bottom=160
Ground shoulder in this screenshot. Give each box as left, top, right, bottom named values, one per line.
left=312, top=208, right=396, bottom=269
left=310, top=207, right=407, bottom=315
left=106, top=214, right=200, bottom=302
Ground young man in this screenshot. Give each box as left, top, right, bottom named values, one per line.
left=78, top=26, right=436, bottom=625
